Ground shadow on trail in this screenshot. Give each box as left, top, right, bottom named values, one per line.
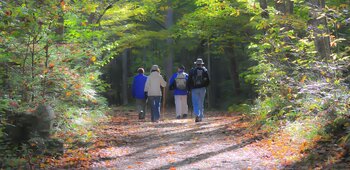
left=123, top=126, right=230, bottom=156
left=154, top=135, right=265, bottom=170
left=152, top=122, right=198, bottom=128
left=92, top=122, right=235, bottom=162
left=89, top=111, right=257, bottom=168
left=283, top=139, right=350, bottom=170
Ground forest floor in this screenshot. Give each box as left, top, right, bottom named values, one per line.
left=45, top=107, right=350, bottom=170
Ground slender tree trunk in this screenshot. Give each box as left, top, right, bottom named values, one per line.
left=230, top=57, right=241, bottom=95
left=42, top=44, right=49, bottom=99
left=23, top=39, right=30, bottom=74
left=88, top=13, right=96, bottom=25
left=56, top=15, right=64, bottom=43
left=206, top=38, right=211, bottom=108
left=165, top=0, right=174, bottom=76
left=286, top=0, right=294, bottom=14
left=259, top=0, right=269, bottom=18
left=31, top=35, right=37, bottom=102
left=110, top=58, right=120, bottom=105
left=225, top=47, right=241, bottom=95
left=164, top=0, right=174, bottom=108
left=122, top=49, right=129, bottom=105
left=274, top=0, right=294, bottom=15
left=3, top=64, right=9, bottom=96
left=308, top=0, right=331, bottom=59
left=22, top=38, right=31, bottom=102
left=275, top=0, right=286, bottom=14
left=275, top=0, right=295, bottom=43
left=42, top=22, right=52, bottom=100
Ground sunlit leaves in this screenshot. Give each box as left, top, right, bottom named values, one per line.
left=90, top=56, right=96, bottom=62
left=261, top=43, right=272, bottom=50
left=49, top=63, right=55, bottom=68
left=195, top=0, right=241, bottom=17
left=84, top=3, right=98, bottom=13
left=176, top=0, right=253, bottom=52
left=65, top=91, right=72, bottom=97
left=300, top=75, right=307, bottom=84
left=60, top=0, right=66, bottom=11
left=102, top=2, right=154, bottom=26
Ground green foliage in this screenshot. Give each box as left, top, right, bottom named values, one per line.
left=228, top=103, right=251, bottom=113
left=95, top=0, right=170, bottom=67
left=0, top=1, right=111, bottom=168
left=243, top=0, right=350, bottom=145
left=285, top=117, right=326, bottom=142
left=0, top=0, right=108, bottom=150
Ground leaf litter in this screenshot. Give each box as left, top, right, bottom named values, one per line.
left=41, top=108, right=349, bottom=169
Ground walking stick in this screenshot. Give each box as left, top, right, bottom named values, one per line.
left=162, top=86, right=166, bottom=117
left=161, top=74, right=168, bottom=119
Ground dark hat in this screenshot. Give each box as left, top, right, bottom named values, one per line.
left=178, top=65, right=185, bottom=70
left=194, top=58, right=204, bottom=65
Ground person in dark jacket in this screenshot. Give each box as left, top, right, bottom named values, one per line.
left=187, top=58, right=210, bottom=122
left=132, top=68, right=148, bottom=120
left=169, top=65, right=189, bottom=119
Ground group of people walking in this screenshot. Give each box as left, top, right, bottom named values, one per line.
left=132, top=58, right=210, bottom=123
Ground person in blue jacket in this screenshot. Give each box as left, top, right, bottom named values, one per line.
left=132, top=68, right=148, bottom=120
left=169, top=65, right=189, bottom=119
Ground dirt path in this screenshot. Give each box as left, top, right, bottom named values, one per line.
left=84, top=109, right=278, bottom=170
left=47, top=108, right=350, bottom=169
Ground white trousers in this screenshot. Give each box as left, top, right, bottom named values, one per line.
left=174, top=95, right=188, bottom=117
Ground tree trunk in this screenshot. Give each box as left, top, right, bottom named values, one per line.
left=259, top=0, right=269, bottom=18
left=275, top=0, right=286, bottom=14
left=31, top=35, right=37, bottom=102
left=110, top=58, right=121, bottom=105
left=164, top=0, right=174, bottom=108
left=55, top=15, right=64, bottom=43
left=165, top=0, right=174, bottom=76
left=286, top=0, right=294, bottom=14
left=122, top=49, right=129, bottom=105
left=206, top=38, right=211, bottom=108
left=308, top=0, right=331, bottom=59
left=225, top=47, right=241, bottom=95
left=275, top=0, right=294, bottom=15
left=42, top=44, right=49, bottom=99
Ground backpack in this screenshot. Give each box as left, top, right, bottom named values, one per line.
left=175, top=72, right=187, bottom=90
left=192, top=68, right=208, bottom=87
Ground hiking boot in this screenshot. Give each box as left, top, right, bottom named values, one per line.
left=139, top=111, right=145, bottom=120
left=152, top=119, right=160, bottom=123
left=182, top=114, right=187, bottom=119
left=138, top=112, right=142, bottom=119
left=195, top=116, right=200, bottom=122
left=176, top=115, right=181, bottom=119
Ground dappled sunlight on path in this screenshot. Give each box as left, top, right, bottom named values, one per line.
left=85, top=108, right=278, bottom=169
left=44, top=108, right=327, bottom=169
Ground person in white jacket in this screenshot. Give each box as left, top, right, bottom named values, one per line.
left=144, top=65, right=167, bottom=122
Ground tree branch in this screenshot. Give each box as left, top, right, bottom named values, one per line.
left=96, top=1, right=119, bottom=25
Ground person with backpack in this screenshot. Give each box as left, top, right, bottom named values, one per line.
left=144, top=65, right=167, bottom=122
left=169, top=65, right=189, bottom=119
left=187, top=58, right=210, bottom=122
left=132, top=68, right=148, bottom=120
